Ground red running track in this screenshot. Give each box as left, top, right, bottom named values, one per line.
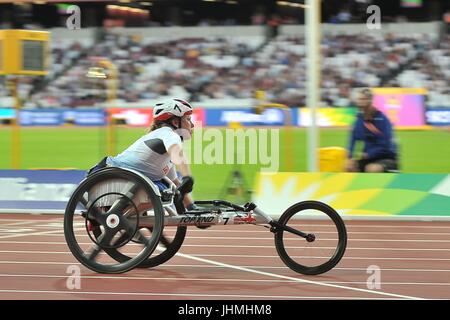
left=0, top=213, right=449, bottom=300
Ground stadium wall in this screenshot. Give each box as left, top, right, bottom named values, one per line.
left=2, top=107, right=449, bottom=127
left=108, top=26, right=265, bottom=39
left=281, top=22, right=441, bottom=36
left=48, top=27, right=97, bottom=45
left=46, top=22, right=442, bottom=41
left=1, top=170, right=449, bottom=220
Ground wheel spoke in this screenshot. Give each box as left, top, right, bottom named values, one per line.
left=79, top=195, right=105, bottom=224
left=79, top=195, right=89, bottom=208
left=97, top=228, right=117, bottom=248
left=83, top=244, right=102, bottom=261
left=119, top=216, right=137, bottom=235
left=133, top=229, right=150, bottom=246
left=111, top=231, right=131, bottom=247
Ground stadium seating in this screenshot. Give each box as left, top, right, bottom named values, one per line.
left=2, top=27, right=448, bottom=109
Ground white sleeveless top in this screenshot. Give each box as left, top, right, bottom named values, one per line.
left=106, top=127, right=182, bottom=180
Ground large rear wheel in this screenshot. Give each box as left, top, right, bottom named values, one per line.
left=64, top=168, right=165, bottom=274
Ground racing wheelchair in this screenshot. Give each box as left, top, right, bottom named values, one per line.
left=64, top=167, right=347, bottom=275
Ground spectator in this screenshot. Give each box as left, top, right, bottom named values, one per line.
left=346, top=88, right=399, bottom=173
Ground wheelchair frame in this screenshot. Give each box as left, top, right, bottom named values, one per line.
left=64, top=167, right=347, bottom=275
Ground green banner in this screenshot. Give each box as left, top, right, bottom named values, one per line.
left=253, top=173, right=450, bottom=217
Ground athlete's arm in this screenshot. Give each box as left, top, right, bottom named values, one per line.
left=167, top=144, right=191, bottom=176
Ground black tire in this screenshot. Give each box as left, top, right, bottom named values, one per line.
left=274, top=201, right=347, bottom=275
left=95, top=225, right=187, bottom=268
left=64, top=167, right=165, bottom=274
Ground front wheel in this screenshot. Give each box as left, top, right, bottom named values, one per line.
left=274, top=201, right=347, bottom=275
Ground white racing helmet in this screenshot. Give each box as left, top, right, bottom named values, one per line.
left=153, top=99, right=193, bottom=121
left=152, top=98, right=194, bottom=140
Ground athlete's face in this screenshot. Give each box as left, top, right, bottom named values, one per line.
left=181, top=115, right=194, bottom=133
left=177, top=114, right=194, bottom=140
left=356, top=92, right=371, bottom=111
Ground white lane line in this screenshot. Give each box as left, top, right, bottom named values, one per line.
left=167, top=265, right=450, bottom=273
left=0, top=221, right=37, bottom=227
left=173, top=252, right=423, bottom=300
left=180, top=237, right=450, bottom=243
left=177, top=238, right=450, bottom=243
left=182, top=245, right=450, bottom=251
left=0, top=226, right=62, bottom=230
left=0, top=260, right=448, bottom=274
left=202, top=238, right=449, bottom=243
left=174, top=254, right=450, bottom=261
left=0, top=230, right=65, bottom=239
left=2, top=250, right=450, bottom=262
left=20, top=230, right=450, bottom=235
left=0, top=261, right=73, bottom=265
left=0, top=228, right=84, bottom=240
left=1, top=241, right=449, bottom=251
left=0, top=289, right=393, bottom=300
left=0, top=219, right=60, bottom=223
left=1, top=274, right=450, bottom=287
left=20, top=234, right=450, bottom=244
left=0, top=219, right=42, bottom=222
left=3, top=233, right=450, bottom=243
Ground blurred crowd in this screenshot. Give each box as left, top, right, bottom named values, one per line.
left=389, top=35, right=450, bottom=107
left=1, top=30, right=449, bottom=109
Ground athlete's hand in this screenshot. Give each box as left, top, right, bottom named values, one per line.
left=181, top=175, right=194, bottom=186
left=346, top=159, right=357, bottom=172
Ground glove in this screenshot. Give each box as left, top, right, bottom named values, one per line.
left=178, top=175, right=194, bottom=194
left=181, top=175, right=194, bottom=185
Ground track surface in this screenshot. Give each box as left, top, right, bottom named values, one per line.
left=0, top=214, right=449, bottom=300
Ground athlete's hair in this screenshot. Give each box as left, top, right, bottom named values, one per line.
left=147, top=117, right=181, bottom=133
left=360, top=87, right=373, bottom=100
left=148, top=120, right=164, bottom=132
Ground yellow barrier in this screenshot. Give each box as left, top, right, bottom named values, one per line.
left=318, top=147, right=347, bottom=172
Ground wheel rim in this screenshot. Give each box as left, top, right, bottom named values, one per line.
left=275, top=201, right=347, bottom=275
left=64, top=168, right=164, bottom=274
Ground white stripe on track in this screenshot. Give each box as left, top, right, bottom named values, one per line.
left=3, top=233, right=450, bottom=243
left=14, top=229, right=450, bottom=236
left=0, top=228, right=84, bottom=239
left=0, top=273, right=449, bottom=287
left=173, top=252, right=423, bottom=300
left=1, top=250, right=450, bottom=262
left=0, top=289, right=395, bottom=300
left=0, top=260, right=448, bottom=274
left=1, top=241, right=449, bottom=251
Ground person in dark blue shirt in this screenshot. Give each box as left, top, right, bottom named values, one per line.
left=346, top=88, right=399, bottom=173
